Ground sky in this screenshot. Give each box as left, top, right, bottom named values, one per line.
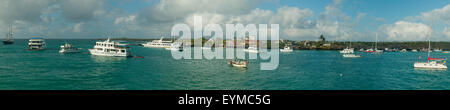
left=0, top=0, right=449, bottom=41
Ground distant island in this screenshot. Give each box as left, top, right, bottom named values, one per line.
left=103, top=36, right=449, bottom=51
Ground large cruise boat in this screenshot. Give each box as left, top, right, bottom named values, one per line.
left=88, top=38, right=131, bottom=57
left=142, top=37, right=173, bottom=48
left=28, top=38, right=46, bottom=50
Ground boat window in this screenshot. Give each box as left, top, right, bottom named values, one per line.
left=121, top=50, right=125, bottom=53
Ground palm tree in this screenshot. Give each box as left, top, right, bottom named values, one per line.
left=319, top=34, right=326, bottom=43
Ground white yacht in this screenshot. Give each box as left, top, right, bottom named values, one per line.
left=28, top=38, right=46, bottom=50
left=142, top=37, right=172, bottom=48
left=166, top=42, right=183, bottom=51
left=202, top=39, right=214, bottom=50
left=280, top=46, right=293, bottom=52
left=89, top=38, right=131, bottom=57
left=244, top=46, right=259, bottom=53
left=400, top=49, right=407, bottom=52
left=433, top=48, right=443, bottom=52
left=228, top=59, right=248, bottom=68
left=340, top=41, right=354, bottom=54
left=359, top=48, right=365, bottom=52
left=412, top=49, right=418, bottom=52
left=414, top=29, right=447, bottom=69
left=340, top=47, right=354, bottom=54
left=59, top=43, right=82, bottom=53
left=414, top=59, right=447, bottom=69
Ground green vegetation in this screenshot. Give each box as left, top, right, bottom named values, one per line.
left=108, top=37, right=449, bottom=50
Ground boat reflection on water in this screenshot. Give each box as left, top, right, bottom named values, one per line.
left=91, top=56, right=127, bottom=63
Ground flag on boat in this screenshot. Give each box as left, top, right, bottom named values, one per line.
left=428, top=57, right=445, bottom=61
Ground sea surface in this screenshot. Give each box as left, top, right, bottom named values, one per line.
left=0, top=39, right=449, bottom=90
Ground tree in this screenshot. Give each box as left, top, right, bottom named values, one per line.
left=319, top=34, right=326, bottom=43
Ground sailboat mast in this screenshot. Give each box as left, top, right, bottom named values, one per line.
left=375, top=33, right=378, bottom=49
left=428, top=28, right=431, bottom=62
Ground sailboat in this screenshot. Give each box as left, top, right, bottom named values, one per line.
left=414, top=29, right=447, bottom=69
left=3, top=24, right=14, bottom=45
left=341, top=34, right=361, bottom=58
left=340, top=42, right=354, bottom=54
left=374, top=33, right=383, bottom=53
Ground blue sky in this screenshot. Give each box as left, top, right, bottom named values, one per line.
left=0, top=0, right=449, bottom=41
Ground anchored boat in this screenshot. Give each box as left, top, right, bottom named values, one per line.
left=59, top=43, right=82, bottom=53
left=414, top=28, right=447, bottom=69
left=28, top=38, right=46, bottom=50
left=228, top=59, right=248, bottom=68
left=142, top=37, right=173, bottom=48
left=3, top=24, right=13, bottom=45
left=280, top=46, right=293, bottom=52
left=89, top=38, right=131, bottom=57
left=166, top=42, right=183, bottom=51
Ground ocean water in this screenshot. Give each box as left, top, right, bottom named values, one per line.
left=0, top=39, right=449, bottom=90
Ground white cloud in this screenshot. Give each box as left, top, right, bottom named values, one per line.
left=420, top=4, right=450, bottom=24
left=73, top=22, right=84, bottom=33
left=444, top=27, right=450, bottom=37
left=61, top=0, right=105, bottom=22
left=138, top=0, right=261, bottom=24
left=114, top=15, right=136, bottom=25
left=381, top=21, right=432, bottom=41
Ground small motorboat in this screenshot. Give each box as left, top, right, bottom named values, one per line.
left=59, top=43, right=82, bottom=53
left=228, top=59, right=248, bottom=68
left=280, top=46, right=293, bottom=52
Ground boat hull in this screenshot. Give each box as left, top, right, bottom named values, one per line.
left=59, top=49, right=81, bottom=53
left=89, top=49, right=131, bottom=57
left=343, top=54, right=361, bottom=58
left=232, top=64, right=247, bottom=68
left=244, top=49, right=259, bottom=53
left=2, top=40, right=13, bottom=45
left=280, top=49, right=293, bottom=52
left=143, top=44, right=170, bottom=48
left=414, top=62, right=447, bottom=69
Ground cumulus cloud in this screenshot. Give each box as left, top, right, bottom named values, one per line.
left=114, top=15, right=136, bottom=25
left=61, top=0, right=105, bottom=22
left=444, top=27, right=450, bottom=37
left=381, top=21, right=432, bottom=41
left=138, top=0, right=261, bottom=24
left=73, top=22, right=84, bottom=33
left=420, top=4, right=450, bottom=24
left=0, top=0, right=56, bottom=23
left=1, top=0, right=445, bottom=41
